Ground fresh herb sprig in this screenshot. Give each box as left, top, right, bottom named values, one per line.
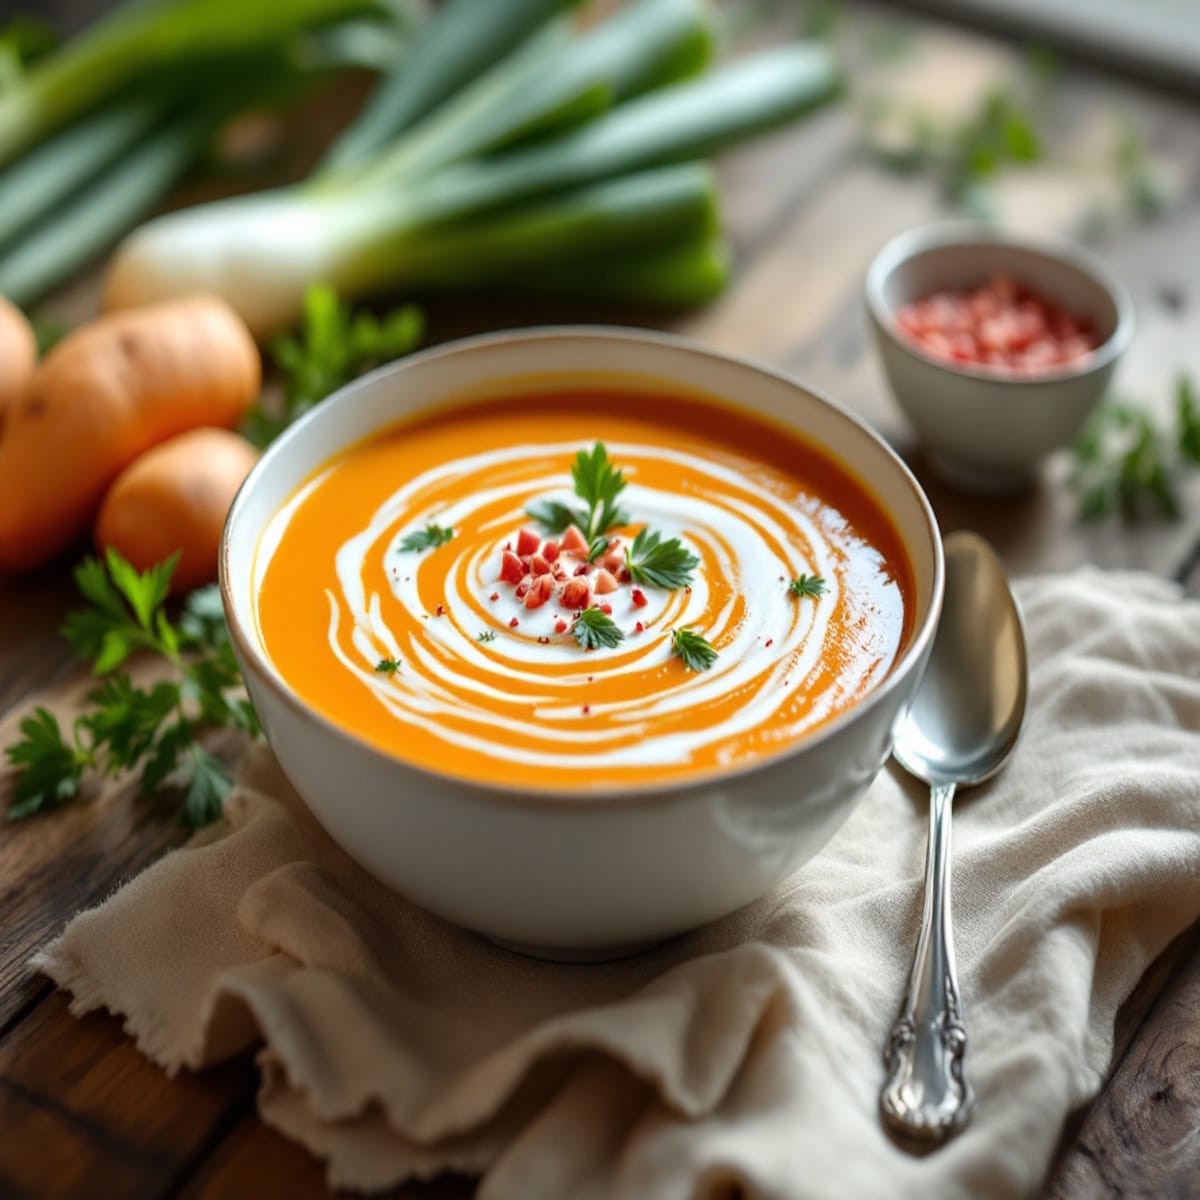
left=4, top=551, right=258, bottom=827
left=527, top=442, right=630, bottom=540
left=627, top=528, right=700, bottom=590
left=375, top=658, right=401, bottom=674
left=573, top=607, right=625, bottom=651
left=244, top=284, right=424, bottom=448
left=671, top=627, right=717, bottom=671
left=861, top=50, right=1053, bottom=218
left=1071, top=376, right=1200, bottom=521
left=476, top=630, right=497, bottom=644
left=788, top=574, right=827, bottom=599
left=400, top=523, right=455, bottom=553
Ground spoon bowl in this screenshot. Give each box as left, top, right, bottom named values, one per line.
left=894, top=533, right=1028, bottom=788
left=881, top=530, right=1029, bottom=1144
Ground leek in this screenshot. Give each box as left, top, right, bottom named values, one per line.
left=0, top=92, right=174, bottom=248
left=0, top=0, right=392, bottom=165
left=321, top=0, right=581, bottom=170
left=505, top=238, right=730, bottom=307
left=0, top=99, right=224, bottom=305
left=0, top=1, right=422, bottom=305
left=365, top=162, right=719, bottom=292
left=105, top=41, right=839, bottom=334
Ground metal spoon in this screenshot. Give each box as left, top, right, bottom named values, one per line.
left=880, top=530, right=1028, bottom=1144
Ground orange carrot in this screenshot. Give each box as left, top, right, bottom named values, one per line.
left=0, top=296, right=36, bottom=425
left=95, top=428, right=259, bottom=593
left=0, top=295, right=259, bottom=573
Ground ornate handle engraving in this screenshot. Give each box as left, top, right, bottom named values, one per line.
left=881, top=781, right=974, bottom=1143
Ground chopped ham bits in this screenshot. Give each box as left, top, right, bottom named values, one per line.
left=561, top=577, right=590, bottom=610
left=494, top=527, right=656, bottom=636
left=560, top=525, right=588, bottom=555
left=895, top=274, right=1100, bottom=375
left=500, top=551, right=524, bottom=585
left=524, top=575, right=554, bottom=609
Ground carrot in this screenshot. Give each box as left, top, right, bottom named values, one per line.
left=0, top=295, right=259, bottom=573
left=0, top=296, right=36, bottom=424
left=95, top=428, right=259, bottom=593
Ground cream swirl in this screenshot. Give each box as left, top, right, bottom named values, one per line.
left=288, top=440, right=903, bottom=771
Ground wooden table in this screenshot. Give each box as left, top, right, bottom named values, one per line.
left=2, top=5, right=1199, bottom=1197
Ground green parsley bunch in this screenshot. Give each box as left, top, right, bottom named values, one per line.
left=5, top=550, right=259, bottom=826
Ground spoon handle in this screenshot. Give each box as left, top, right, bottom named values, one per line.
left=880, top=780, right=974, bottom=1143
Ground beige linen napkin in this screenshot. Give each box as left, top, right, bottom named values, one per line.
left=35, top=569, right=1200, bottom=1199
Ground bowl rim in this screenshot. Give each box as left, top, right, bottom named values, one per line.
left=220, top=324, right=945, bottom=810
left=864, top=219, right=1134, bottom=388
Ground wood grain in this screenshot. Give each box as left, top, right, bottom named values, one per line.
left=1044, top=928, right=1200, bottom=1199
left=179, top=1112, right=474, bottom=1200
left=0, top=992, right=254, bottom=1200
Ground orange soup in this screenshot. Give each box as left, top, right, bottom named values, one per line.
left=256, top=389, right=914, bottom=788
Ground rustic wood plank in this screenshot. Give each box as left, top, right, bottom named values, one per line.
left=0, top=573, right=81, bottom=719
left=1043, top=934, right=1200, bottom=1198
left=179, top=1112, right=474, bottom=1200
left=0, top=702, right=242, bottom=1029
left=0, top=993, right=254, bottom=1200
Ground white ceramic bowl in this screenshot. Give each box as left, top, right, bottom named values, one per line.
left=221, top=328, right=943, bottom=959
left=866, top=222, right=1133, bottom=494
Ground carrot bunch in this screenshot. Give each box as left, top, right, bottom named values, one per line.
left=0, top=295, right=261, bottom=590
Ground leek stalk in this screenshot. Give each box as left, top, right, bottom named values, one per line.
left=0, top=98, right=225, bottom=305
left=321, top=0, right=581, bottom=171
left=0, top=92, right=174, bottom=247
left=105, top=41, right=839, bottom=334
left=0, top=0, right=390, bottom=165
left=356, top=0, right=712, bottom=185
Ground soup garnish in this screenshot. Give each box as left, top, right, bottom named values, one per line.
left=255, top=388, right=913, bottom=789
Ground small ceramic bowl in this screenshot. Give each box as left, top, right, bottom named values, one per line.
left=865, top=223, right=1133, bottom=494
left=221, top=328, right=944, bottom=959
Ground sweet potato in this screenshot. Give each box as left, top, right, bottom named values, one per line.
left=0, top=296, right=36, bottom=424
left=95, top=428, right=259, bottom=594
left=0, top=295, right=259, bottom=573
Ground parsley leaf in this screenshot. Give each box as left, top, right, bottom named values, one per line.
left=375, top=658, right=401, bottom=673
left=525, top=499, right=584, bottom=534
left=4, top=709, right=88, bottom=820
left=587, top=536, right=609, bottom=563
left=571, top=443, right=630, bottom=539
left=525, top=443, right=634, bottom=539
left=399, top=523, right=454, bottom=553
left=671, top=627, right=718, bottom=671
left=626, top=528, right=699, bottom=590
left=573, top=607, right=625, bottom=651
left=245, top=284, right=424, bottom=448
left=788, top=574, right=827, bottom=599
left=1070, top=377, right=1200, bottom=521
left=5, top=551, right=257, bottom=827
left=181, top=745, right=232, bottom=828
